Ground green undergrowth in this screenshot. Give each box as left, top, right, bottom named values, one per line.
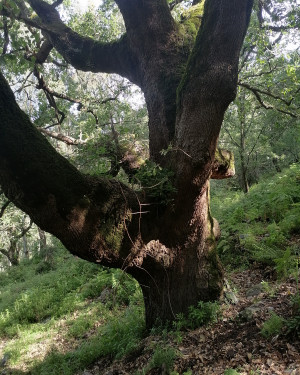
left=173, top=301, right=220, bottom=331
left=135, top=345, right=178, bottom=375
left=211, top=163, right=300, bottom=274
left=261, top=312, right=286, bottom=338
left=260, top=295, right=300, bottom=340
left=224, top=370, right=241, bottom=375
left=0, top=244, right=145, bottom=374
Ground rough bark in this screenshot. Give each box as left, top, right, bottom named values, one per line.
left=0, top=72, right=141, bottom=268
left=0, top=0, right=253, bottom=327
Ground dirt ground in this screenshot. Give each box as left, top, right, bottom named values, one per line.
left=83, top=267, right=300, bottom=375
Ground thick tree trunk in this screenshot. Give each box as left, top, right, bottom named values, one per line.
left=0, top=0, right=254, bottom=328
left=130, top=181, right=223, bottom=327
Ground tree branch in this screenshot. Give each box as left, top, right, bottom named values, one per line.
left=256, top=0, right=299, bottom=32
left=169, top=0, right=185, bottom=11
left=246, top=125, right=265, bottom=165
left=27, top=39, right=120, bottom=127
left=2, top=17, right=10, bottom=55
left=174, top=0, right=254, bottom=181
left=223, top=126, right=240, bottom=149
left=0, top=71, right=143, bottom=269
left=262, top=25, right=297, bottom=32
left=35, top=38, right=53, bottom=64
left=38, top=128, right=85, bottom=145
left=52, top=0, right=64, bottom=7
left=241, top=66, right=276, bottom=80
left=239, top=81, right=298, bottom=118
left=16, top=220, right=33, bottom=240
left=0, top=200, right=10, bottom=218
left=256, top=0, right=263, bottom=28
left=23, top=0, right=140, bottom=84
left=115, top=0, right=175, bottom=36
left=0, top=248, right=9, bottom=258
left=33, top=65, right=65, bottom=125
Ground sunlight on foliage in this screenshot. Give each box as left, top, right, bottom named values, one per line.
left=211, top=163, right=300, bottom=273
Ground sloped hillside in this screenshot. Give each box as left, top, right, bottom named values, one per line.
left=0, top=164, right=300, bottom=375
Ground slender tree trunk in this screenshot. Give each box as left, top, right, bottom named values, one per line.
left=240, top=152, right=250, bottom=193
left=272, top=157, right=281, bottom=173
left=38, top=227, right=47, bottom=252
left=22, top=215, right=29, bottom=259
left=22, top=236, right=28, bottom=259
left=239, top=93, right=250, bottom=193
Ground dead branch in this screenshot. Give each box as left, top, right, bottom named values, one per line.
left=39, top=128, right=85, bottom=145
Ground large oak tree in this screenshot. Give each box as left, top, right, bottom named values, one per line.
left=0, top=0, right=253, bottom=328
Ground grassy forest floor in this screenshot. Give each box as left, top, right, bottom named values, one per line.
left=0, top=164, right=300, bottom=375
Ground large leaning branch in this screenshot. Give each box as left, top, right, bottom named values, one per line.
left=0, top=71, right=144, bottom=269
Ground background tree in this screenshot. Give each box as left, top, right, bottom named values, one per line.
left=0, top=193, right=33, bottom=265
left=0, top=0, right=253, bottom=328
left=218, top=0, right=299, bottom=192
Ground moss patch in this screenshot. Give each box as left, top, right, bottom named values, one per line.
left=179, top=2, right=205, bottom=39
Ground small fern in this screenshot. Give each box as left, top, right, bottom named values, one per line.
left=261, top=313, right=285, bottom=338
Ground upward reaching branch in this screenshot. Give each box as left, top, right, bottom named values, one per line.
left=174, top=0, right=254, bottom=184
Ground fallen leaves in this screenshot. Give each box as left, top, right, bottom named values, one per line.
left=81, top=268, right=300, bottom=375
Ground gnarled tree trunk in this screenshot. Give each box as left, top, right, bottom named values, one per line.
left=0, top=0, right=253, bottom=328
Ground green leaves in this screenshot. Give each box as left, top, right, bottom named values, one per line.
left=134, top=161, right=176, bottom=205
